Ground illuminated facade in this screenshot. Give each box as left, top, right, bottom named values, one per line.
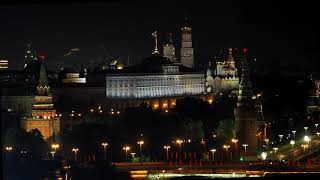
left=163, top=33, right=177, bottom=63
left=22, top=61, right=60, bottom=140
left=24, top=43, right=35, bottom=68
left=234, top=49, right=257, bottom=159
left=206, top=48, right=239, bottom=93
left=306, top=78, right=320, bottom=113
left=59, top=67, right=87, bottom=84
left=0, top=59, right=8, bottom=70
left=180, top=18, right=194, bottom=68
left=106, top=57, right=204, bottom=99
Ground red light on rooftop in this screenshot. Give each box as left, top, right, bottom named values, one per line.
left=39, top=53, right=45, bottom=60
left=242, top=48, right=248, bottom=54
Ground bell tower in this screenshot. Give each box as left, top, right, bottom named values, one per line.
left=180, top=18, right=194, bottom=68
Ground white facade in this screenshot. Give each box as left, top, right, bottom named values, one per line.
left=180, top=27, right=194, bottom=68
left=163, top=44, right=176, bottom=62
left=106, top=73, right=204, bottom=99
left=62, top=73, right=86, bottom=83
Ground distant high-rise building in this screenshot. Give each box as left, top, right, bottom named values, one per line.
left=22, top=61, right=60, bottom=140
left=234, top=49, right=257, bottom=159
left=24, top=43, right=35, bottom=68
left=180, top=18, right=194, bottom=68
left=0, top=59, right=8, bottom=70
left=163, top=33, right=177, bottom=63
left=306, top=76, right=320, bottom=113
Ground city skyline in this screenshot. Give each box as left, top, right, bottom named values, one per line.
left=1, top=1, right=319, bottom=72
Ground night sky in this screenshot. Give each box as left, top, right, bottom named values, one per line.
left=1, top=0, right=319, bottom=72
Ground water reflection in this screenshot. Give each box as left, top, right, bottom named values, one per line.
left=146, top=173, right=248, bottom=179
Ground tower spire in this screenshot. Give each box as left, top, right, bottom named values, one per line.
left=225, top=48, right=236, bottom=69
left=168, top=32, right=173, bottom=44
left=239, top=48, right=253, bottom=101
left=234, top=48, right=258, bottom=158
left=152, top=31, right=160, bottom=55
left=36, top=61, right=50, bottom=95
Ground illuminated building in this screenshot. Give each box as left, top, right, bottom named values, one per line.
left=0, top=59, right=8, bottom=70
left=234, top=49, right=257, bottom=159
left=24, top=43, right=35, bottom=68
left=180, top=18, right=194, bottom=68
left=163, top=33, right=177, bottom=63
left=59, top=67, right=86, bottom=84
left=22, top=61, right=60, bottom=140
left=306, top=76, right=320, bottom=113
left=106, top=56, right=204, bottom=98
left=106, top=29, right=205, bottom=100
left=205, top=48, right=239, bottom=93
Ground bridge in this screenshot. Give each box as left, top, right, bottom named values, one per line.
left=113, top=161, right=320, bottom=179
left=268, top=134, right=320, bottom=161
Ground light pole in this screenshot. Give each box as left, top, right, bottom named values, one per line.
left=290, top=140, right=295, bottom=148
left=176, top=140, right=183, bottom=162
left=273, top=147, right=278, bottom=156
left=231, top=139, right=238, bottom=160
left=301, top=144, right=308, bottom=151
left=292, top=131, right=296, bottom=140
left=261, top=152, right=267, bottom=161
left=223, top=145, right=230, bottom=160
left=131, top=152, right=136, bottom=159
left=123, top=146, right=130, bottom=162
left=278, top=134, right=283, bottom=142
left=5, top=146, right=13, bottom=152
left=304, top=127, right=308, bottom=134
left=51, top=143, right=59, bottom=160
left=137, top=140, right=144, bottom=164
left=304, top=135, right=310, bottom=144
left=315, top=124, right=319, bottom=131
left=242, top=144, right=248, bottom=157
left=72, top=148, right=79, bottom=161
left=101, top=142, right=108, bottom=161
left=163, top=146, right=170, bottom=161
left=210, top=148, right=216, bottom=162
left=316, top=132, right=320, bottom=138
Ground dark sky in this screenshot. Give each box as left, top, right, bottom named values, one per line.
left=1, top=0, right=319, bottom=72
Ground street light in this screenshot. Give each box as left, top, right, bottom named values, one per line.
left=278, top=134, right=283, bottom=142
left=304, top=135, right=311, bottom=144
left=5, top=146, right=13, bottom=152
left=163, top=146, right=170, bottom=161
left=176, top=139, right=183, bottom=162
left=131, top=152, right=136, bottom=159
left=273, top=147, right=278, bottom=155
left=51, top=143, right=59, bottom=159
left=102, top=142, right=108, bottom=161
left=315, top=124, right=319, bottom=131
left=123, top=146, right=130, bottom=162
left=304, top=127, right=308, bottom=134
left=290, top=140, right=295, bottom=148
left=72, top=148, right=79, bottom=161
left=137, top=140, right=144, bottom=164
left=301, top=144, right=308, bottom=150
left=210, top=148, right=216, bottom=162
left=50, top=151, right=55, bottom=160
left=292, top=131, right=296, bottom=139
left=223, top=145, right=230, bottom=160
left=316, top=132, right=320, bottom=138
left=231, top=139, right=238, bottom=160
left=261, top=152, right=267, bottom=161
left=51, top=143, right=59, bottom=151
left=242, top=144, right=248, bottom=157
